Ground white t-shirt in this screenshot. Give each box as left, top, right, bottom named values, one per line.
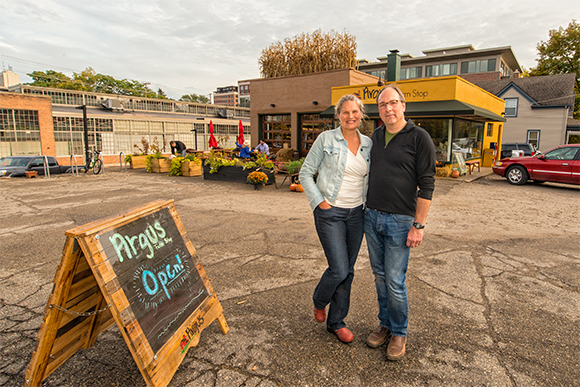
left=328, top=148, right=366, bottom=208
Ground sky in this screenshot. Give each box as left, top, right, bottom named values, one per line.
left=1, top=1, right=578, bottom=100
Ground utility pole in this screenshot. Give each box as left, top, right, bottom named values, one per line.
left=76, top=105, right=89, bottom=167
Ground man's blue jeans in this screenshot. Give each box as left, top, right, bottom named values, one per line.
left=364, top=208, right=414, bottom=337
left=313, top=204, right=364, bottom=330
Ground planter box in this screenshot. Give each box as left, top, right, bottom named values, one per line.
left=203, top=164, right=274, bottom=185
left=180, top=161, right=202, bottom=176
left=130, top=155, right=148, bottom=169
left=150, top=158, right=171, bottom=173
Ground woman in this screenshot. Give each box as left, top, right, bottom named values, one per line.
left=299, top=94, right=372, bottom=343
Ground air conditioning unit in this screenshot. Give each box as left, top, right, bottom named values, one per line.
left=217, top=109, right=234, bottom=119
left=101, top=99, right=124, bottom=111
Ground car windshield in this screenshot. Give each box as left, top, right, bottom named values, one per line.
left=0, top=157, right=30, bottom=167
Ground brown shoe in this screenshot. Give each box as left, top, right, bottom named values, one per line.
left=386, top=335, right=406, bottom=361
left=366, top=325, right=390, bottom=348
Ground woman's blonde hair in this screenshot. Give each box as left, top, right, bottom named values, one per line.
left=334, top=94, right=366, bottom=119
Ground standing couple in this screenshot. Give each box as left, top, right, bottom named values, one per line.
left=299, top=85, right=436, bottom=361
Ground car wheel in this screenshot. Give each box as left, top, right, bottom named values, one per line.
left=506, top=165, right=528, bottom=185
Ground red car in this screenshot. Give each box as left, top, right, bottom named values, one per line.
left=493, top=144, right=580, bottom=185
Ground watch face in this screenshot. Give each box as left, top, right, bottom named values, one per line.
left=414, top=222, right=424, bottom=229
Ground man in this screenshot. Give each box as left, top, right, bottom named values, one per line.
left=253, top=139, right=270, bottom=156
left=364, top=84, right=436, bottom=361
left=170, top=140, right=187, bottom=157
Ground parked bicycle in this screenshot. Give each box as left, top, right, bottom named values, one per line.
left=85, top=150, right=103, bottom=174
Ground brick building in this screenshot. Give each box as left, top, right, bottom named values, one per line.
left=1, top=74, right=250, bottom=163
left=0, top=93, right=55, bottom=157
left=213, top=86, right=238, bottom=107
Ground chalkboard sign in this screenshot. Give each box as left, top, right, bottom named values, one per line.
left=98, top=206, right=209, bottom=353
left=24, top=200, right=228, bottom=387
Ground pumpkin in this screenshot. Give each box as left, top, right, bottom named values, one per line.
left=290, top=183, right=297, bottom=191
left=451, top=170, right=460, bottom=178
left=295, top=184, right=304, bottom=192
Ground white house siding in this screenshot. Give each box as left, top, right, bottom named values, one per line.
left=500, top=88, right=568, bottom=152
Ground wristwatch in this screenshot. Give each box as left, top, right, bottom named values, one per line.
left=413, top=222, right=425, bottom=229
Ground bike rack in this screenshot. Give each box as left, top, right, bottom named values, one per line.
left=98, top=153, right=105, bottom=175
left=69, top=155, right=79, bottom=177
left=42, top=156, right=51, bottom=179
left=119, top=152, right=127, bottom=172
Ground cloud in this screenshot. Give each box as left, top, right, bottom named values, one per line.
left=1, top=0, right=578, bottom=98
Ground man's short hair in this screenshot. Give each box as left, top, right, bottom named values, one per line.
left=376, top=84, right=406, bottom=104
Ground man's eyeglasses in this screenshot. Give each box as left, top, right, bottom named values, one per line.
left=378, top=100, right=401, bottom=109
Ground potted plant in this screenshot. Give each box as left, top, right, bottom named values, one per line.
left=147, top=153, right=171, bottom=173
left=170, top=155, right=202, bottom=176
left=202, top=152, right=275, bottom=184
left=129, top=137, right=151, bottom=169
left=286, top=158, right=304, bottom=175
left=247, top=171, right=268, bottom=190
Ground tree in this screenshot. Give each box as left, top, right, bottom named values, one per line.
left=530, top=20, right=579, bottom=118
left=179, top=93, right=210, bottom=104
left=258, top=29, right=357, bottom=78
left=27, top=70, right=74, bottom=89
left=27, top=67, right=170, bottom=99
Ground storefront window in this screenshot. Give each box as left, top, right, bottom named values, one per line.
left=414, top=119, right=450, bottom=163
left=452, top=119, right=484, bottom=159
left=299, top=114, right=333, bottom=157
left=261, top=114, right=291, bottom=151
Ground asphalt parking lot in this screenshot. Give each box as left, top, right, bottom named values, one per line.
left=1, top=167, right=579, bottom=387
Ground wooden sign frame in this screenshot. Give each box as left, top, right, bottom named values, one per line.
left=24, top=200, right=228, bottom=387
left=451, top=152, right=468, bottom=175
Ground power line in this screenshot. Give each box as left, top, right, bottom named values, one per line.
left=0, top=54, right=210, bottom=97
left=0, top=54, right=78, bottom=73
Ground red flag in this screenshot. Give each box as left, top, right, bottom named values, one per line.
left=208, top=120, right=218, bottom=149
left=237, top=120, right=245, bottom=144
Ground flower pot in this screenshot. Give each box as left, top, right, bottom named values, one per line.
left=203, top=165, right=274, bottom=185
left=130, top=155, right=148, bottom=169
left=253, top=184, right=263, bottom=190
left=150, top=158, right=171, bottom=173
left=180, top=161, right=202, bottom=176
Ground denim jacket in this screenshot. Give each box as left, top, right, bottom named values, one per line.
left=299, top=127, right=372, bottom=211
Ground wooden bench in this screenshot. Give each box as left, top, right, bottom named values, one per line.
left=465, top=160, right=481, bottom=175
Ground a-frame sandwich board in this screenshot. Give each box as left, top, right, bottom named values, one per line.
left=24, top=199, right=228, bottom=387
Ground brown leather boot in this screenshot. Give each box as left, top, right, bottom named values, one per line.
left=366, top=325, right=390, bottom=348
left=386, top=335, right=406, bottom=361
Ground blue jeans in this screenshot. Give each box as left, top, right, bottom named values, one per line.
left=364, top=208, right=414, bottom=337
left=313, top=204, right=364, bottom=330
